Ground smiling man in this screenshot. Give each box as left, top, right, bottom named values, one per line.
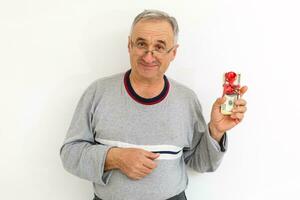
left=60, top=10, right=248, bottom=200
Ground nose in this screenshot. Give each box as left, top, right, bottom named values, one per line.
left=142, top=51, right=156, bottom=63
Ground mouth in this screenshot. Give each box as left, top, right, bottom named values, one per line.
left=138, top=62, right=159, bottom=68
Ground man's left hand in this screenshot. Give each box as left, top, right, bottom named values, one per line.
left=209, top=86, right=248, bottom=142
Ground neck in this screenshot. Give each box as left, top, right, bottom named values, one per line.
left=129, top=71, right=165, bottom=99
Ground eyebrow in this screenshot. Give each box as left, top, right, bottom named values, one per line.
left=157, top=40, right=166, bottom=46
left=135, top=37, right=167, bottom=46
left=135, top=37, right=146, bottom=42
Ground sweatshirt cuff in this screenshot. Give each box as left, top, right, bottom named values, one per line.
left=207, top=127, right=228, bottom=153
left=99, top=145, right=115, bottom=185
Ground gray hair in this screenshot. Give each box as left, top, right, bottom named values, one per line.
left=130, top=9, right=179, bottom=44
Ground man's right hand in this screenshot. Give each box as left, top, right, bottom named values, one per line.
left=104, top=147, right=160, bottom=180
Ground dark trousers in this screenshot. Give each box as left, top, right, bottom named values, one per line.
left=93, top=191, right=187, bottom=200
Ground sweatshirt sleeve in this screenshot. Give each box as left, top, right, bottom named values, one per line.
left=183, top=95, right=228, bottom=172
left=59, top=82, right=115, bottom=185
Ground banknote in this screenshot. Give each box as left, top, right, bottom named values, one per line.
left=221, top=72, right=241, bottom=115
left=221, top=94, right=239, bottom=115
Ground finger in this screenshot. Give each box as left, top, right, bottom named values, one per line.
left=137, top=170, right=148, bottom=177
left=230, top=115, right=243, bottom=125
left=234, top=118, right=241, bottom=124
left=127, top=167, right=147, bottom=180
left=133, top=168, right=148, bottom=177
left=133, top=171, right=148, bottom=180
left=142, top=158, right=158, bottom=170
left=232, top=106, right=247, bottom=113
left=230, top=113, right=237, bottom=119
left=234, top=99, right=247, bottom=106
left=236, top=113, right=244, bottom=121
left=239, top=86, right=248, bottom=97
left=140, top=165, right=153, bottom=174
left=230, top=113, right=244, bottom=121
left=144, top=151, right=160, bottom=160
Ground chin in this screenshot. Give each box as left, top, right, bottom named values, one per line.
left=137, top=65, right=161, bottom=79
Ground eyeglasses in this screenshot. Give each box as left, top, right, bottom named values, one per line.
left=130, top=39, right=175, bottom=58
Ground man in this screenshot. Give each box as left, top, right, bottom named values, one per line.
left=60, top=10, right=248, bottom=200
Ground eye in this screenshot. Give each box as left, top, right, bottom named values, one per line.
left=155, top=44, right=166, bottom=52
left=136, top=41, right=147, bottom=48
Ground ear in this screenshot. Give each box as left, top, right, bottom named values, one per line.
left=170, top=44, right=179, bottom=61
left=127, top=36, right=131, bottom=53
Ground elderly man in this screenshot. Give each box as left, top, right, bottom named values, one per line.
left=60, top=10, right=248, bottom=200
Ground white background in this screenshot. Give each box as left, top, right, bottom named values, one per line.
left=1, top=0, right=300, bottom=200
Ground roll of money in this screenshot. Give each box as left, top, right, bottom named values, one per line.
left=221, top=72, right=241, bottom=115
left=221, top=94, right=238, bottom=115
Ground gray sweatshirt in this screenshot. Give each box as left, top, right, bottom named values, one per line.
left=60, top=71, right=227, bottom=200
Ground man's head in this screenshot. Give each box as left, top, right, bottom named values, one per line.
left=128, top=10, right=179, bottom=82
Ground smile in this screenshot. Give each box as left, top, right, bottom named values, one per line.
left=139, top=62, right=159, bottom=68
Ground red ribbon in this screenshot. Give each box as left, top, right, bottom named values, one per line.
left=223, top=72, right=240, bottom=95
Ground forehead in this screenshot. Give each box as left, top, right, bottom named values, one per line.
left=131, top=19, right=174, bottom=44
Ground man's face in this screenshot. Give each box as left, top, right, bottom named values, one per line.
left=128, top=19, right=178, bottom=81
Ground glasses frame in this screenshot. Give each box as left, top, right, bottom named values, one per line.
left=130, top=39, right=175, bottom=57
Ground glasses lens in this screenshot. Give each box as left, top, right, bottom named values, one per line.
left=131, top=40, right=171, bottom=58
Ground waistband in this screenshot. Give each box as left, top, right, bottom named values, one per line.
left=93, top=190, right=186, bottom=200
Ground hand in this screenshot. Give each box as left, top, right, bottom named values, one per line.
left=209, top=86, right=248, bottom=142
left=106, top=148, right=160, bottom=180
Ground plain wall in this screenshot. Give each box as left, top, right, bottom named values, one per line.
left=1, top=0, right=299, bottom=199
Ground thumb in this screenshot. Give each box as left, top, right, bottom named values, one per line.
left=239, top=86, right=248, bottom=98
left=213, top=96, right=226, bottom=108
